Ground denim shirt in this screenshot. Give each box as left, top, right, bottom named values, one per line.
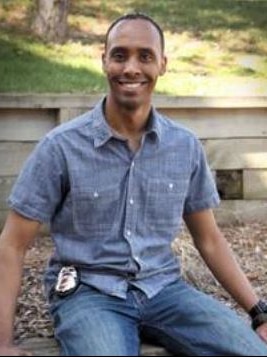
left=8, top=99, right=220, bottom=299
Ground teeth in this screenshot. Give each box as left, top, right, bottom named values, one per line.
left=128, top=83, right=140, bottom=88
left=120, top=83, right=143, bottom=89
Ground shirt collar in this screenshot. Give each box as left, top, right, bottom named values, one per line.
left=91, top=99, right=114, bottom=148
left=91, top=98, right=162, bottom=148
left=147, top=106, right=163, bottom=143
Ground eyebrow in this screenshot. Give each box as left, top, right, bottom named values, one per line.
left=109, top=47, right=126, bottom=53
left=109, top=46, right=156, bottom=54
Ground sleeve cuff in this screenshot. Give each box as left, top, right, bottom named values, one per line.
left=183, top=193, right=220, bottom=216
left=8, top=197, right=51, bottom=224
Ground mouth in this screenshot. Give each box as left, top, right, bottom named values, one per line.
left=116, top=80, right=149, bottom=91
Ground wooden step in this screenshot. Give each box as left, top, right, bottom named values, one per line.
left=20, top=337, right=171, bottom=356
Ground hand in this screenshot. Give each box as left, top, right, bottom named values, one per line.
left=0, top=346, right=32, bottom=356
left=256, top=322, right=267, bottom=344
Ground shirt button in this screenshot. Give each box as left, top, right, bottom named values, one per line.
left=129, top=198, right=134, bottom=205
left=131, top=162, right=135, bottom=169
left=126, top=230, right=131, bottom=237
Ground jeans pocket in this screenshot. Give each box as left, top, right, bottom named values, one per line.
left=49, top=283, right=88, bottom=315
left=145, top=178, right=187, bottom=233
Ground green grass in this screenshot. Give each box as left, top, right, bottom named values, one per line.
left=0, top=0, right=267, bottom=95
left=0, top=34, right=106, bottom=93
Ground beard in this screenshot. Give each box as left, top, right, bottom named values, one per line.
left=108, top=76, right=154, bottom=112
left=116, top=95, right=143, bottom=111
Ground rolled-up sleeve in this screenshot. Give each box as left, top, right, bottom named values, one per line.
left=8, top=136, right=67, bottom=224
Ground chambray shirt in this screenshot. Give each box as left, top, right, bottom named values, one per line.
left=8, top=98, right=220, bottom=299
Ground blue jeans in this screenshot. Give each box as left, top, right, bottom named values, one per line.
left=49, top=279, right=267, bottom=356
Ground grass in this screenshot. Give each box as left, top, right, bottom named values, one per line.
left=0, top=0, right=267, bottom=95
left=0, top=34, right=106, bottom=93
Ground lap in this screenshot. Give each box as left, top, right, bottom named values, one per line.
left=49, top=284, right=140, bottom=356
left=48, top=280, right=267, bottom=356
left=142, top=280, right=267, bottom=356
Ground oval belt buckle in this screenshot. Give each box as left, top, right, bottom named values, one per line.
left=55, top=266, right=80, bottom=297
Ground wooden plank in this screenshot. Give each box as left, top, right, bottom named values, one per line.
left=214, top=200, right=267, bottom=225
left=153, top=95, right=267, bottom=109
left=1, top=94, right=267, bottom=109
left=244, top=170, right=267, bottom=200
left=0, top=109, right=56, bottom=141
left=161, top=108, right=267, bottom=139
left=19, top=338, right=59, bottom=357
left=0, top=143, right=36, bottom=176
left=58, top=108, right=89, bottom=124
left=0, top=106, right=265, bottom=141
left=203, top=139, right=267, bottom=170
left=0, top=177, right=16, bottom=209
left=19, top=337, right=171, bottom=356
left=0, top=94, right=101, bottom=109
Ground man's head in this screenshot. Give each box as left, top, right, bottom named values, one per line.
left=102, top=13, right=167, bottom=111
left=105, top=13, right=165, bottom=53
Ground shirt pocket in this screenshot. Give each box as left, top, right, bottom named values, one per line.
left=72, top=185, right=121, bottom=236
left=145, top=178, right=188, bottom=233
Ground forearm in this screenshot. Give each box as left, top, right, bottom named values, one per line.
left=0, top=243, right=24, bottom=345
left=196, top=231, right=258, bottom=312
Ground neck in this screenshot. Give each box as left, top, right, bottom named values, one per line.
left=104, top=95, right=152, bottom=139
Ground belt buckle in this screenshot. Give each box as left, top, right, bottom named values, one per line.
left=55, top=266, right=80, bottom=297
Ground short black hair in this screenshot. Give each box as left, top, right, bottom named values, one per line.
left=105, top=13, right=165, bottom=52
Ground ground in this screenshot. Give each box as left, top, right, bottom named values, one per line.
left=15, top=222, right=267, bottom=342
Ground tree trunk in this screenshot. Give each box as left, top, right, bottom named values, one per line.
left=32, top=0, right=70, bottom=43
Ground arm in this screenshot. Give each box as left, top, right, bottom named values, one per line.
left=184, top=209, right=258, bottom=311
left=0, top=211, right=41, bottom=355
left=184, top=209, right=267, bottom=343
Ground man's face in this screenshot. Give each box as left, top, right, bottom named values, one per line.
left=102, top=19, right=167, bottom=111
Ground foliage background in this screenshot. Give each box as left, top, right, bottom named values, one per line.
left=0, top=0, right=267, bottom=95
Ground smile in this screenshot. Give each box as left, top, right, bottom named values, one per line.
left=117, top=81, right=148, bottom=90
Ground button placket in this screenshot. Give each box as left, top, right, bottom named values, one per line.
left=124, top=160, right=139, bottom=265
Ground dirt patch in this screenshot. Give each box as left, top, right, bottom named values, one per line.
left=15, top=223, right=267, bottom=341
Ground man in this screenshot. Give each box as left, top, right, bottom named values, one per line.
left=0, top=13, right=267, bottom=356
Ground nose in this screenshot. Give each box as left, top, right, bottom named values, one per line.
left=123, top=56, right=141, bottom=77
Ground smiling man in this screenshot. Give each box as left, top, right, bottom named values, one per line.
left=0, top=13, right=267, bottom=357
left=102, top=16, right=167, bottom=151
left=103, top=17, right=166, bottom=111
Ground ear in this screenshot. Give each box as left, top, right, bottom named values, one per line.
left=160, top=55, right=168, bottom=76
left=102, top=53, right=107, bottom=73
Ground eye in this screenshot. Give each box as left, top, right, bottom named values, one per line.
left=111, top=51, right=126, bottom=62
left=140, top=51, right=154, bottom=63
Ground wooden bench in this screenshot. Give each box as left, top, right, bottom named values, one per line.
left=20, top=337, right=171, bottom=356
